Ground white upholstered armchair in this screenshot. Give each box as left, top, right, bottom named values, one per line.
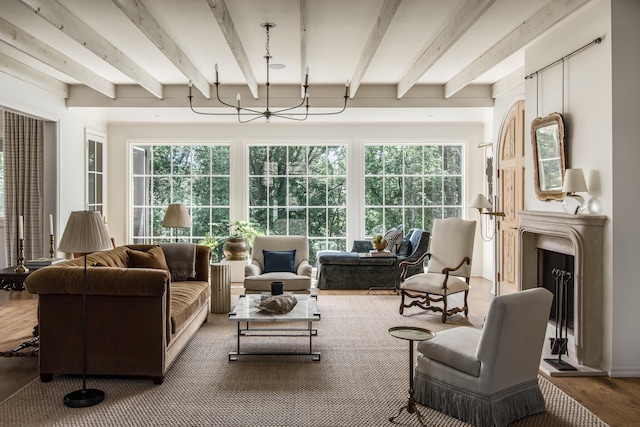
left=243, top=236, right=313, bottom=294
left=413, top=288, right=553, bottom=427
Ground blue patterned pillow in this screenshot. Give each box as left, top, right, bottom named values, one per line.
left=263, top=249, right=296, bottom=273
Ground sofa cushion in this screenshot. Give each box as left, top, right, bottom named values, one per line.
left=128, top=246, right=171, bottom=275
left=170, top=280, right=210, bottom=335
left=384, top=229, right=403, bottom=252
left=263, top=249, right=296, bottom=273
left=398, top=238, right=413, bottom=257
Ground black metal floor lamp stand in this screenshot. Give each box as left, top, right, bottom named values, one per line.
left=63, top=254, right=105, bottom=407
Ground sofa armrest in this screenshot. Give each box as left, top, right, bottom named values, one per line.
left=297, top=260, right=312, bottom=278
left=245, top=261, right=262, bottom=277
left=25, top=266, right=170, bottom=297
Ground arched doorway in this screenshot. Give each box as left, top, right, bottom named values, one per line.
left=498, top=100, right=525, bottom=290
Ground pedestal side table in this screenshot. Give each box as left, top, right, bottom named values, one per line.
left=388, top=326, right=435, bottom=426
left=210, top=263, right=231, bottom=313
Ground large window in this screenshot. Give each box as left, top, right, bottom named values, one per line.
left=248, top=145, right=347, bottom=262
left=86, top=132, right=104, bottom=214
left=131, top=144, right=230, bottom=244
left=364, top=144, right=463, bottom=235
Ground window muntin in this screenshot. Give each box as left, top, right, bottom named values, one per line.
left=364, top=144, right=463, bottom=236
left=248, top=144, right=347, bottom=264
left=131, top=144, right=230, bottom=244
left=86, top=134, right=105, bottom=214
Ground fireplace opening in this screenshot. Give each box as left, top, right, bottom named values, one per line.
left=538, top=249, right=575, bottom=331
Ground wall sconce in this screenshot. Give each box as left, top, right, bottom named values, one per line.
left=469, top=194, right=505, bottom=295
left=562, top=168, right=588, bottom=214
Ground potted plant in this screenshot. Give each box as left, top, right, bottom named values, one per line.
left=214, top=220, right=262, bottom=261
left=371, top=234, right=388, bottom=252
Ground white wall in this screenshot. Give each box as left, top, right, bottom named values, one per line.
left=0, top=73, right=107, bottom=266
left=610, top=0, right=640, bottom=377
left=107, top=121, right=488, bottom=275
left=523, top=0, right=639, bottom=376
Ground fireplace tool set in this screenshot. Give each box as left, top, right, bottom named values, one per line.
left=544, top=268, right=577, bottom=371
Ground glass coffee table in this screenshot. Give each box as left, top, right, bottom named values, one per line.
left=228, top=294, right=321, bottom=361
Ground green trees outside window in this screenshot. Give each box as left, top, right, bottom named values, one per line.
left=131, top=144, right=231, bottom=244
left=364, top=144, right=463, bottom=236
left=248, top=145, right=347, bottom=264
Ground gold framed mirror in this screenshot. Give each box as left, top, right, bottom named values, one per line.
left=531, top=112, right=566, bottom=201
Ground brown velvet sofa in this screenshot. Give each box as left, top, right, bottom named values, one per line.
left=25, top=244, right=211, bottom=385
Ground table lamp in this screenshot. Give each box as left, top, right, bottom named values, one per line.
left=562, top=168, right=588, bottom=214
left=162, top=203, right=192, bottom=242
left=57, top=210, right=113, bottom=408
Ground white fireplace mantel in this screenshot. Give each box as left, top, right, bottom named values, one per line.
left=518, top=210, right=607, bottom=373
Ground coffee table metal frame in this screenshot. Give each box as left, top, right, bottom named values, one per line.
left=228, top=294, right=321, bottom=361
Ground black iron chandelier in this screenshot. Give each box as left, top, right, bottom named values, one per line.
left=188, top=23, right=350, bottom=123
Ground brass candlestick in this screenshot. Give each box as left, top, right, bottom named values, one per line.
left=49, top=234, right=56, bottom=258
left=15, top=238, right=29, bottom=273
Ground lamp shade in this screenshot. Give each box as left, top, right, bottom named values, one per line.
left=58, top=211, right=113, bottom=253
left=469, top=194, right=492, bottom=210
left=562, top=169, right=588, bottom=193
left=162, top=203, right=192, bottom=228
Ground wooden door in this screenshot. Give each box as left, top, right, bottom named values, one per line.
left=498, top=101, right=525, bottom=290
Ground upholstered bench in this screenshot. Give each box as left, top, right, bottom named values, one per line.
left=316, top=251, right=396, bottom=290
left=315, top=229, right=430, bottom=290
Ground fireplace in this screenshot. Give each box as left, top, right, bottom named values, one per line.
left=539, top=249, right=574, bottom=331
left=518, top=211, right=607, bottom=374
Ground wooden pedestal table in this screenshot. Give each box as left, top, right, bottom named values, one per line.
left=210, top=263, right=231, bottom=313
left=388, top=326, right=435, bottom=426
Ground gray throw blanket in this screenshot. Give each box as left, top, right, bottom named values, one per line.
left=160, top=243, right=196, bottom=281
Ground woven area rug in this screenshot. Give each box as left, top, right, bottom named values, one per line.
left=0, top=295, right=606, bottom=426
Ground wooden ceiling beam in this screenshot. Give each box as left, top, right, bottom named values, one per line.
left=491, top=66, right=524, bottom=99
left=397, top=0, right=497, bottom=99
left=300, top=0, right=307, bottom=98
left=349, top=0, right=401, bottom=98
left=0, top=17, right=115, bottom=98
left=111, top=0, right=210, bottom=99
left=206, top=0, right=258, bottom=99
left=444, top=0, right=592, bottom=98
left=0, top=51, right=68, bottom=98
left=16, top=0, right=163, bottom=99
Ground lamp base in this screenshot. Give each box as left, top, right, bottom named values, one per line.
left=562, top=194, right=585, bottom=214
left=64, top=388, right=105, bottom=408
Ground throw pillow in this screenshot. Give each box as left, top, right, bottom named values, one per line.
left=128, top=246, right=171, bottom=275
left=263, top=249, right=296, bottom=273
left=383, top=228, right=403, bottom=253
left=256, top=294, right=298, bottom=314
left=398, top=238, right=413, bottom=257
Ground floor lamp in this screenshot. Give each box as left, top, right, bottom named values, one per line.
left=162, top=203, right=192, bottom=242
left=469, top=194, right=505, bottom=296
left=57, top=211, right=113, bottom=408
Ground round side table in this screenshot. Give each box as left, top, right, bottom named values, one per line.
left=388, top=326, right=435, bottom=426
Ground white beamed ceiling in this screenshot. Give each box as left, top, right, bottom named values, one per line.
left=0, top=0, right=595, bottom=123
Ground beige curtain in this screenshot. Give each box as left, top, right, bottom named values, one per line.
left=3, top=111, right=44, bottom=265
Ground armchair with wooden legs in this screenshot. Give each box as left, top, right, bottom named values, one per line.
left=398, top=217, right=476, bottom=323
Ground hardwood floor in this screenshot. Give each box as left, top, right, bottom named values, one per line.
left=1, top=279, right=639, bottom=426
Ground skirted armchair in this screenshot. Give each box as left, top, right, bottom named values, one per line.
left=243, top=235, right=313, bottom=294
left=413, top=288, right=553, bottom=427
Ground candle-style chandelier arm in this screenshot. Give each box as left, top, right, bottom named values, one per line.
left=187, top=22, right=349, bottom=123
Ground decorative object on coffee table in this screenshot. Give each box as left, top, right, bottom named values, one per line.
left=257, top=294, right=297, bottom=314
left=57, top=211, right=112, bottom=408
left=388, top=326, right=434, bottom=426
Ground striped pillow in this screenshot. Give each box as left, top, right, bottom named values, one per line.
left=383, top=229, right=403, bottom=253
